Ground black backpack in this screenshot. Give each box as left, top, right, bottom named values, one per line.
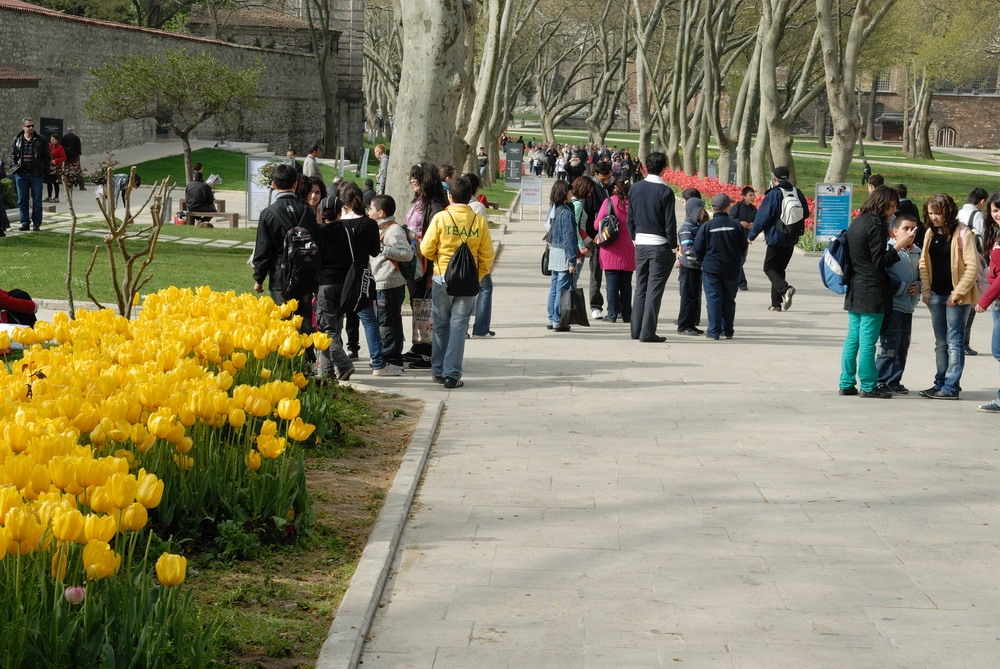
left=279, top=226, right=321, bottom=300
left=442, top=213, right=480, bottom=297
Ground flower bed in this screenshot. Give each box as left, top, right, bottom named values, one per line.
left=0, top=287, right=332, bottom=666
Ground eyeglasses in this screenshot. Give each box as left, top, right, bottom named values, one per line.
left=24, top=124, right=34, bottom=128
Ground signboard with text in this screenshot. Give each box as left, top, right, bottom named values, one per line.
left=520, top=177, right=543, bottom=206
left=814, top=183, right=853, bottom=243
left=505, top=145, right=523, bottom=184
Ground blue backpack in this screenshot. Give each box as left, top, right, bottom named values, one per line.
left=819, top=230, right=850, bottom=294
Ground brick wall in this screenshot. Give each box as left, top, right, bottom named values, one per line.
left=0, top=2, right=361, bottom=160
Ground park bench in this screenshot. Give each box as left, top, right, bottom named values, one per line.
left=178, top=198, right=239, bottom=227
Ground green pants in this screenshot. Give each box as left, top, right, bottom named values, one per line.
left=840, top=311, right=885, bottom=392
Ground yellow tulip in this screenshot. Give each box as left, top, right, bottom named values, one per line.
left=311, top=331, right=332, bottom=351
left=173, top=454, right=194, bottom=471
left=277, top=398, right=300, bottom=421
left=287, top=417, right=316, bottom=442
left=147, top=412, right=174, bottom=440
left=259, top=367, right=272, bottom=380
left=105, top=473, right=138, bottom=509
left=244, top=449, right=262, bottom=471
left=51, top=508, right=85, bottom=542
left=4, top=455, right=32, bottom=490
left=228, top=408, right=246, bottom=429
left=259, top=419, right=277, bottom=437
left=0, top=487, right=23, bottom=520
left=0, top=330, right=9, bottom=352
left=155, top=552, right=187, bottom=587
left=120, top=502, right=148, bottom=531
left=83, top=540, right=121, bottom=580
left=245, top=395, right=271, bottom=417
left=5, top=505, right=40, bottom=542
left=231, top=351, right=248, bottom=369
left=175, top=437, right=194, bottom=454
left=83, top=514, right=117, bottom=543
left=215, top=370, right=234, bottom=392
left=257, top=435, right=287, bottom=459
left=135, top=472, right=164, bottom=509
left=292, top=372, right=308, bottom=389
left=88, top=486, right=114, bottom=514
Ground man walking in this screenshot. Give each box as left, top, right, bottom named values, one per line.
left=627, top=151, right=677, bottom=342
left=10, top=118, right=50, bottom=231
left=749, top=166, right=809, bottom=311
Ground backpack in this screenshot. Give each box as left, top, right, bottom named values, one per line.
left=819, top=229, right=850, bottom=294
left=442, top=213, right=480, bottom=297
left=593, top=199, right=620, bottom=247
left=777, top=187, right=805, bottom=237
left=279, top=226, right=321, bottom=300
left=957, top=225, right=989, bottom=294
left=381, top=222, right=418, bottom=281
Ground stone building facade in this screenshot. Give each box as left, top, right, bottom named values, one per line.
left=0, top=0, right=363, bottom=160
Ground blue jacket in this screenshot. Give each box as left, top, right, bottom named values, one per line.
left=887, top=242, right=921, bottom=313
left=548, top=204, right=577, bottom=272
left=693, top=213, right=749, bottom=276
left=749, top=181, right=810, bottom=247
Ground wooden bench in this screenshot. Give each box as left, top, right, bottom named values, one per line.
left=180, top=198, right=226, bottom=212
left=185, top=211, right=240, bottom=228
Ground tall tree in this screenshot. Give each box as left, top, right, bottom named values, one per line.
left=85, top=50, right=266, bottom=182
left=302, top=0, right=343, bottom=158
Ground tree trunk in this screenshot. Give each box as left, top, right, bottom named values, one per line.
left=864, top=77, right=878, bottom=140
left=914, top=78, right=934, bottom=159
left=386, top=0, right=473, bottom=202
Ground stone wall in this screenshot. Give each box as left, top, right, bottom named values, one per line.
left=0, top=2, right=362, bottom=161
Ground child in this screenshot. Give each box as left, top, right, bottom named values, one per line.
left=875, top=214, right=921, bottom=394
left=730, top=185, right=758, bottom=290
left=693, top=194, right=748, bottom=340
left=676, top=197, right=706, bottom=335
left=368, top=195, right=414, bottom=375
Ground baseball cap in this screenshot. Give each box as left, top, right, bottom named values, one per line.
left=771, top=166, right=790, bottom=180
left=711, top=193, right=732, bottom=210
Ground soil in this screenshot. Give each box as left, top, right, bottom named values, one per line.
left=195, top=391, right=424, bottom=668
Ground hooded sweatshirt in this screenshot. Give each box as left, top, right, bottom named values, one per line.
left=678, top=198, right=705, bottom=269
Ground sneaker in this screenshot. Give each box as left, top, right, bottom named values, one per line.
left=677, top=328, right=700, bottom=336
left=348, top=350, right=359, bottom=360
left=19, top=225, right=30, bottom=231
left=432, top=375, right=445, bottom=384
left=443, top=376, right=464, bottom=389
left=887, top=383, right=909, bottom=395
left=977, top=402, right=1000, bottom=413
left=930, top=390, right=959, bottom=400
left=402, top=350, right=425, bottom=363
left=965, top=346, right=978, bottom=356
left=372, top=366, right=402, bottom=377
left=471, top=331, right=496, bottom=338
left=781, top=286, right=796, bottom=311
left=768, top=306, right=781, bottom=312
left=337, top=367, right=355, bottom=382
left=388, top=364, right=405, bottom=374
left=839, top=387, right=859, bottom=396
left=860, top=387, right=893, bottom=399
left=591, top=308, right=603, bottom=319
left=408, top=359, right=432, bottom=369
left=918, top=387, right=941, bottom=399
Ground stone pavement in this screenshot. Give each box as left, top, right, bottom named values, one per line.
left=348, top=180, right=1000, bottom=669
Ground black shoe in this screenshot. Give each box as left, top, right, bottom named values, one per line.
left=402, top=351, right=426, bottom=363
left=860, top=387, right=892, bottom=399
left=640, top=334, right=666, bottom=342
left=554, top=326, right=571, bottom=332
left=32, top=226, right=40, bottom=231
left=0, top=228, right=5, bottom=237
left=918, top=387, right=940, bottom=399
left=336, top=367, right=355, bottom=382
left=546, top=324, right=554, bottom=330
left=888, top=383, right=909, bottom=395
left=782, top=286, right=796, bottom=311
left=705, top=334, right=720, bottom=340
left=408, top=360, right=432, bottom=369
left=739, top=284, right=748, bottom=291
left=839, top=387, right=859, bottom=396
left=677, top=328, right=700, bottom=336
left=965, top=346, right=978, bottom=356
left=929, top=389, right=959, bottom=400
left=19, top=225, right=30, bottom=231
left=348, top=350, right=359, bottom=360
left=442, top=377, right=464, bottom=389
left=433, top=375, right=445, bottom=384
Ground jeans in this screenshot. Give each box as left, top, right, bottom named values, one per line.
left=15, top=173, right=44, bottom=228
left=631, top=244, right=674, bottom=340
left=604, top=269, right=632, bottom=322
left=840, top=312, right=885, bottom=392
left=357, top=304, right=385, bottom=370
left=992, top=309, right=1000, bottom=402
left=315, top=284, right=353, bottom=378
left=677, top=265, right=702, bottom=331
left=547, top=270, right=574, bottom=326
left=376, top=285, right=406, bottom=367
left=702, top=271, right=739, bottom=338
left=927, top=293, right=970, bottom=395
left=588, top=246, right=604, bottom=311
left=875, top=309, right=913, bottom=387
left=763, top=245, right=795, bottom=308
left=431, top=281, right=476, bottom=380
left=472, top=273, right=494, bottom=336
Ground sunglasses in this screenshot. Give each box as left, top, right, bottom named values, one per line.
left=24, top=124, right=34, bottom=128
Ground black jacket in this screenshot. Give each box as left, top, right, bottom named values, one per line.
left=693, top=212, right=749, bottom=276
left=252, top=192, right=314, bottom=290
left=317, top=215, right=379, bottom=286
left=10, top=132, right=50, bottom=177
left=844, top=212, right=900, bottom=314
left=61, top=132, right=82, bottom=163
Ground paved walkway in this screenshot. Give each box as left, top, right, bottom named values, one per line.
left=354, top=178, right=1000, bottom=668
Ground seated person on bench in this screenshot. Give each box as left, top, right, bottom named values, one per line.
left=184, top=171, right=216, bottom=225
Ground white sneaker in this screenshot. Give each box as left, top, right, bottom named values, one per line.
left=591, top=308, right=602, bottom=319
left=373, top=366, right=403, bottom=377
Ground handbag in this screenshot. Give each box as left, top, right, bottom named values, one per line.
left=411, top=298, right=433, bottom=345
left=541, top=247, right=551, bottom=276
left=558, top=287, right=590, bottom=328
left=593, top=198, right=620, bottom=247
left=340, top=222, right=377, bottom=313
left=442, top=212, right=480, bottom=297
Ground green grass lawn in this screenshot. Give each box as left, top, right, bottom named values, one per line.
left=1, top=225, right=254, bottom=302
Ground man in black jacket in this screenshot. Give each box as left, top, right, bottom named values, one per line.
left=61, top=126, right=84, bottom=191
left=627, top=151, right=677, bottom=343
left=10, top=118, right=50, bottom=231
left=694, top=194, right=749, bottom=340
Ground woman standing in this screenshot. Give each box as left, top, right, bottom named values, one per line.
left=839, top=186, right=913, bottom=398
left=972, top=192, right=1000, bottom=412
left=546, top=180, right=577, bottom=331
left=297, top=176, right=327, bottom=224
left=918, top=193, right=982, bottom=400
left=596, top=179, right=635, bottom=323
left=402, top=163, right=448, bottom=367
left=46, top=134, right=66, bottom=203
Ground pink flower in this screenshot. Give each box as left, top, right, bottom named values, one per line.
left=64, top=585, right=86, bottom=605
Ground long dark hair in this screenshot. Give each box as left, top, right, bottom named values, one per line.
left=340, top=181, right=365, bottom=216
left=985, top=191, right=1000, bottom=253
left=859, top=186, right=900, bottom=227
left=924, top=193, right=960, bottom=240
left=549, top=180, right=571, bottom=206
left=409, top=162, right=447, bottom=208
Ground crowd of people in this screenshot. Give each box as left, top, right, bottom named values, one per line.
left=250, top=160, right=495, bottom=389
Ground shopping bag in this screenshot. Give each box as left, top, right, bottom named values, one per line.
left=558, top=287, right=590, bottom=328
left=411, top=298, right=433, bottom=345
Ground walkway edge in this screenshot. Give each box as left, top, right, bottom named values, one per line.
left=314, top=398, right=445, bottom=669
